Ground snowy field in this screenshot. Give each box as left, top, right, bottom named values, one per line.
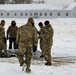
left=33, top=0, right=74, bottom=3
left=0, top=18, right=76, bottom=75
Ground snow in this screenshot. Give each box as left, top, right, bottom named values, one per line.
left=0, top=18, right=76, bottom=75
left=33, top=0, right=74, bottom=3
left=0, top=3, right=76, bottom=10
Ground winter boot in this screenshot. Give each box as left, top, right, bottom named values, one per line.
left=4, top=55, right=10, bottom=58
left=26, top=68, right=31, bottom=73
left=45, top=62, right=52, bottom=66
left=20, top=61, right=24, bottom=66
left=0, top=55, right=3, bottom=57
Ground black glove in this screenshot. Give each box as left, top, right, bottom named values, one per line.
left=33, top=46, right=37, bottom=52
left=32, top=22, right=35, bottom=27
left=37, top=31, right=40, bottom=35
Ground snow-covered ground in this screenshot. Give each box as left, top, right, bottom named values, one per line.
left=33, top=0, right=74, bottom=3
left=0, top=18, right=76, bottom=75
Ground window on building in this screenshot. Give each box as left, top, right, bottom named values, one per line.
left=40, top=13, right=42, bottom=16
left=66, top=13, right=68, bottom=16
left=34, top=13, right=38, bottom=15
left=14, top=13, right=17, bottom=16
left=21, top=13, right=23, bottom=16
left=50, top=13, right=52, bottom=16
left=30, top=13, right=32, bottom=16
left=73, top=13, right=74, bottom=16
left=58, top=13, right=60, bottom=16
left=45, top=13, right=47, bottom=16
left=1, top=13, right=3, bottom=16
left=25, top=13, right=27, bottom=16
left=7, top=13, right=9, bottom=16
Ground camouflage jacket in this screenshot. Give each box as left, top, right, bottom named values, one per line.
left=0, top=24, right=5, bottom=39
left=39, top=26, right=46, bottom=40
left=16, top=22, right=38, bottom=47
left=33, top=26, right=38, bottom=46
left=39, top=24, right=54, bottom=46
left=39, top=26, right=46, bottom=46
left=7, top=25, right=18, bottom=38
left=45, top=24, right=54, bottom=45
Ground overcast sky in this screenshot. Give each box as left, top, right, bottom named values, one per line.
left=42, top=0, right=74, bottom=3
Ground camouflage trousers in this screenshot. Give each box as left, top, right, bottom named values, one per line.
left=0, top=40, right=7, bottom=56
left=17, top=46, right=32, bottom=68
left=42, top=45, right=52, bottom=63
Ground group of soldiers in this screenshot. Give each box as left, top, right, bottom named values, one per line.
left=0, top=17, right=54, bottom=73
left=0, top=19, right=18, bottom=57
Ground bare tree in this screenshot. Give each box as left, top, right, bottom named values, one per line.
left=42, top=0, right=45, bottom=3
left=0, top=0, right=5, bottom=4
left=25, top=0, right=33, bottom=3
left=14, top=0, right=25, bottom=4
left=38, top=0, right=45, bottom=3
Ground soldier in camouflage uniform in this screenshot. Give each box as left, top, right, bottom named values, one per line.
left=0, top=20, right=7, bottom=57
left=39, top=20, right=54, bottom=66
left=38, top=22, right=45, bottom=57
left=16, top=17, right=38, bottom=73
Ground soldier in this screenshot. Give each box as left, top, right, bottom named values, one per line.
left=43, top=20, right=54, bottom=66
left=7, top=20, right=18, bottom=50
left=39, top=20, right=54, bottom=66
left=16, top=17, right=38, bottom=73
left=38, top=22, right=45, bottom=57
left=0, top=20, right=7, bottom=57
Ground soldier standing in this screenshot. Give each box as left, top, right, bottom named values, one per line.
left=39, top=20, right=54, bottom=66
left=38, top=22, right=45, bottom=57
left=16, top=17, right=38, bottom=73
left=7, top=20, right=18, bottom=50
left=0, top=20, right=7, bottom=57
left=44, top=20, right=54, bottom=66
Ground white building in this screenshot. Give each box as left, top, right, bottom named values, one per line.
left=0, top=3, right=76, bottom=18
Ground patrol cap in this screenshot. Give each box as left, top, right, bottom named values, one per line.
left=28, top=17, right=34, bottom=23
left=38, top=22, right=43, bottom=26
left=44, top=20, right=50, bottom=25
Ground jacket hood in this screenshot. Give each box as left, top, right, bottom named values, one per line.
left=28, top=17, right=34, bottom=23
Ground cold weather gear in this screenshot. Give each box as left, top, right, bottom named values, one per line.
left=16, top=18, right=38, bottom=72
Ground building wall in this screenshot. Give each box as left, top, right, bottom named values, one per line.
left=72, top=6, right=76, bottom=17
left=0, top=9, right=74, bottom=18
